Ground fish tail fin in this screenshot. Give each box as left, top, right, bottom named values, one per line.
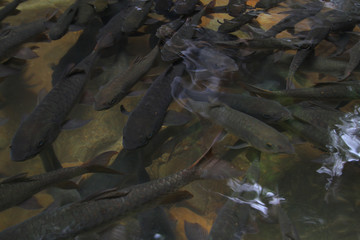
left=82, top=151, right=122, bottom=175
left=189, top=133, right=244, bottom=180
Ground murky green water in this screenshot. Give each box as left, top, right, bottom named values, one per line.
left=1, top=0, right=360, bottom=239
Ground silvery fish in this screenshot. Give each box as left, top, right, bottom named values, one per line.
left=187, top=100, right=294, bottom=154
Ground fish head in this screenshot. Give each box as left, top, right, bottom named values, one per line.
left=10, top=116, right=59, bottom=161
left=94, top=89, right=122, bottom=111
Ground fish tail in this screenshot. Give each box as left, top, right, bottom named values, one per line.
left=189, top=133, right=243, bottom=180
left=82, top=151, right=121, bottom=174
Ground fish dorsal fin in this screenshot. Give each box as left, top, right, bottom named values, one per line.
left=81, top=188, right=130, bottom=202
left=1, top=172, right=33, bottom=184
left=159, top=190, right=193, bottom=205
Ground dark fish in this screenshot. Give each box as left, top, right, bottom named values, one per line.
left=263, top=1, right=323, bottom=38
left=154, top=0, right=173, bottom=15
left=287, top=102, right=344, bottom=129
left=74, top=0, right=95, bottom=26
left=10, top=52, right=98, bottom=162
left=342, top=40, right=360, bottom=79
left=286, top=25, right=330, bottom=88
left=187, top=100, right=294, bottom=154
left=0, top=14, right=55, bottom=62
left=94, top=45, right=159, bottom=111
left=155, top=18, right=185, bottom=40
left=0, top=0, right=26, bottom=22
left=255, top=0, right=284, bottom=9
left=0, top=143, right=242, bottom=240
left=51, top=17, right=102, bottom=86
left=226, top=0, right=247, bottom=17
left=0, top=151, right=119, bottom=212
left=161, top=3, right=211, bottom=62
left=183, top=88, right=291, bottom=123
left=121, top=0, right=153, bottom=33
left=173, top=0, right=198, bottom=15
left=245, top=80, right=360, bottom=102
left=49, top=1, right=79, bottom=40
left=122, top=63, right=185, bottom=150
left=217, top=11, right=260, bottom=33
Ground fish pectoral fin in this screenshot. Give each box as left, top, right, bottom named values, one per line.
left=83, top=151, right=118, bottom=168
left=61, top=118, right=92, bottom=130
left=18, top=196, right=43, bottom=210
left=0, top=172, right=34, bottom=184
left=158, top=190, right=193, bottom=205
left=37, top=87, right=48, bottom=104
left=120, top=105, right=131, bottom=115
left=12, top=47, right=39, bottom=60
left=163, top=110, right=193, bottom=126
left=81, top=188, right=130, bottom=202
left=184, top=220, right=208, bottom=240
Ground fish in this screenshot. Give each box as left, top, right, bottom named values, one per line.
left=286, top=25, right=330, bottom=88
left=155, top=18, right=185, bottom=40
left=161, top=3, right=211, bottom=62
left=94, top=45, right=159, bottom=111
left=48, top=1, right=79, bottom=40
left=0, top=13, right=56, bottom=62
left=183, top=88, right=292, bottom=123
left=287, top=102, right=344, bottom=130
left=226, top=0, right=247, bottom=17
left=122, top=63, right=185, bottom=150
left=173, top=0, right=198, bottom=15
left=187, top=100, right=294, bottom=154
left=217, top=11, right=259, bottom=33
left=262, top=1, right=323, bottom=38
left=245, top=80, right=360, bottom=102
left=10, top=52, right=99, bottom=162
left=342, top=40, right=360, bottom=79
left=0, top=0, right=26, bottom=22
left=255, top=0, right=285, bottom=9
left=0, top=141, right=242, bottom=240
left=121, top=0, right=153, bottom=33
left=51, top=17, right=102, bottom=86
left=0, top=151, right=119, bottom=212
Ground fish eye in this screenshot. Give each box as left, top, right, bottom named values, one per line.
left=266, top=143, right=273, bottom=148
left=37, top=140, right=45, bottom=148
left=110, top=99, right=116, bottom=105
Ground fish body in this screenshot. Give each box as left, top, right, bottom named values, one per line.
left=270, top=203, right=300, bottom=240
left=227, top=0, right=246, bottom=17
left=94, top=45, right=159, bottom=111
left=122, top=63, right=185, bottom=150
left=0, top=146, right=241, bottom=240
left=49, top=1, right=79, bottom=40
left=0, top=17, right=52, bottom=61
left=10, top=53, right=98, bottom=162
left=342, top=40, right=360, bottom=79
left=188, top=100, right=294, bottom=154
left=184, top=89, right=291, bottom=123
left=0, top=151, right=117, bottom=212
left=217, top=11, right=258, bottom=33
left=263, top=1, right=323, bottom=38
left=255, top=0, right=284, bottom=9
left=52, top=17, right=102, bottom=86
left=161, top=4, right=208, bottom=61
left=0, top=0, right=26, bottom=22
left=121, top=0, right=153, bottom=33
left=173, top=0, right=198, bottom=15
left=246, top=81, right=360, bottom=101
